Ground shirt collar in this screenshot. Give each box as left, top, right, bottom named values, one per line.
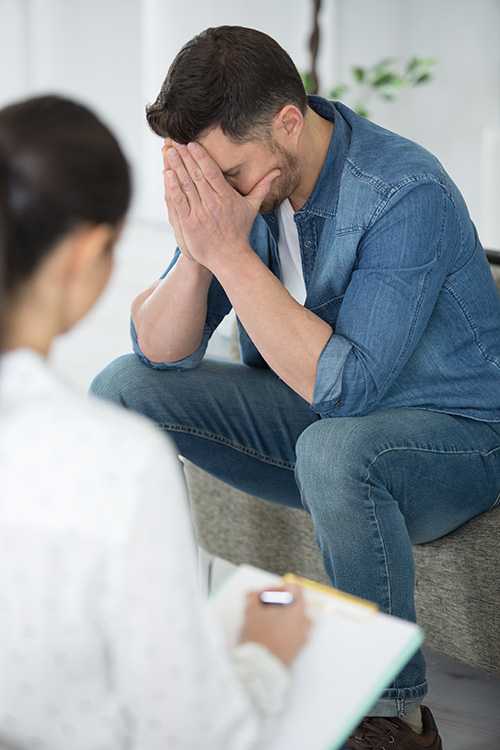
left=262, top=96, right=351, bottom=229
left=295, top=96, right=351, bottom=219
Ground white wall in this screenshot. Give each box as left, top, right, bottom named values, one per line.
left=0, top=0, right=335, bottom=224
left=0, top=0, right=30, bottom=99
left=0, top=0, right=335, bottom=382
left=1, top=0, right=499, bottom=232
left=0, top=0, right=145, bottom=214
left=332, top=0, right=500, bottom=236
left=2, top=0, right=499, bottom=385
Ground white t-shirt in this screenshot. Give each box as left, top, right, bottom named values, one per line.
left=277, top=199, right=307, bottom=305
left=0, top=348, right=288, bottom=750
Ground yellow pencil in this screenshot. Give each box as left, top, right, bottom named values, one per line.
left=283, top=573, right=379, bottom=612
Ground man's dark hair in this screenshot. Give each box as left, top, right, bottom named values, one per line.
left=146, top=26, right=307, bottom=144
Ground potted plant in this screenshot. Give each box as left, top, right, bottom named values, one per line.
left=302, top=0, right=436, bottom=118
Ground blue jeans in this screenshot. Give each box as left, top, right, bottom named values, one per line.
left=91, top=355, right=500, bottom=718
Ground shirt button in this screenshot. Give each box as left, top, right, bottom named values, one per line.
left=305, top=240, right=312, bottom=248
left=335, top=400, right=342, bottom=407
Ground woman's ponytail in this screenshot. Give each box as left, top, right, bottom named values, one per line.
left=0, top=152, right=11, bottom=346
left=0, top=95, right=131, bottom=298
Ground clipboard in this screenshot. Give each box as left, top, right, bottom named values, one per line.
left=210, top=564, right=424, bottom=750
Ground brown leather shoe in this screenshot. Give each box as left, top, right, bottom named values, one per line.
left=346, top=706, right=442, bottom=749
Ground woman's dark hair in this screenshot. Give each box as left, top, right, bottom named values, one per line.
left=0, top=94, right=131, bottom=297
left=146, top=26, right=307, bottom=144
left=0, top=156, right=8, bottom=341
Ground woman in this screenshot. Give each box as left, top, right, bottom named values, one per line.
left=0, top=94, right=310, bottom=750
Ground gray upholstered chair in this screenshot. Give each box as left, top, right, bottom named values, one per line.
left=185, top=261, right=500, bottom=675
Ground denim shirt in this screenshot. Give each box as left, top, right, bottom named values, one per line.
left=132, top=96, right=500, bottom=422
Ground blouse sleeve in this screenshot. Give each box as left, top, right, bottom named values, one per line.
left=106, top=430, right=289, bottom=750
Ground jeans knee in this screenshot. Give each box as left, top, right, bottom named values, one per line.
left=89, top=354, right=140, bottom=405
left=296, top=417, right=357, bottom=467
left=294, top=417, right=379, bottom=502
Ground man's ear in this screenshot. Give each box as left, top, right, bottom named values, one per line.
left=275, top=104, right=304, bottom=141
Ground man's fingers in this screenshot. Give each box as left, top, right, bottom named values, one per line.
left=164, top=169, right=190, bottom=219
left=176, top=144, right=219, bottom=209
left=246, top=169, right=281, bottom=213
left=187, top=141, right=233, bottom=197
left=165, top=147, right=202, bottom=210
left=165, top=188, right=181, bottom=232
left=162, top=142, right=192, bottom=220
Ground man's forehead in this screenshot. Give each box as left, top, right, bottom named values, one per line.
left=197, top=128, right=254, bottom=172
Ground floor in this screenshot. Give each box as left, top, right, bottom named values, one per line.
left=424, top=649, right=500, bottom=750
left=55, top=220, right=500, bottom=750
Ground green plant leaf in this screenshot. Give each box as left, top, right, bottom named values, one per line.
left=419, top=57, right=438, bottom=67
left=406, top=57, right=437, bottom=81
left=329, top=84, right=349, bottom=99
left=415, top=72, right=432, bottom=85
left=354, top=103, right=370, bottom=118
left=352, top=66, right=365, bottom=83
left=387, top=76, right=405, bottom=89
left=406, top=57, right=420, bottom=74
left=324, top=55, right=436, bottom=110
left=372, top=71, right=399, bottom=88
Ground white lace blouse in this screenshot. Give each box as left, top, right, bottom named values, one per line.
left=0, top=349, right=289, bottom=750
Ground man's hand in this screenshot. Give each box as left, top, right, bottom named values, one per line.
left=160, top=140, right=332, bottom=406
left=163, top=141, right=280, bottom=274
left=162, top=139, right=196, bottom=263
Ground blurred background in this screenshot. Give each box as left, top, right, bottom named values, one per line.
left=2, top=5, right=500, bottom=745
left=1, top=0, right=500, bottom=388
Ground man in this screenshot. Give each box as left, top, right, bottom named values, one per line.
left=91, top=26, right=500, bottom=750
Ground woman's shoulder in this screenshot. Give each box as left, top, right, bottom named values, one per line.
left=50, top=384, right=175, bottom=484
left=0, top=352, right=184, bottom=540
left=84, top=387, right=171, bottom=459
left=1, top=350, right=179, bottom=523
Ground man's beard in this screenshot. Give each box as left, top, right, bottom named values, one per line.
left=259, top=142, right=300, bottom=214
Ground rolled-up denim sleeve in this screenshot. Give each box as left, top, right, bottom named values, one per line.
left=312, top=181, right=453, bottom=417
left=131, top=247, right=232, bottom=370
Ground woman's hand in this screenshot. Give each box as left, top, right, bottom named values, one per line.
left=238, top=584, right=312, bottom=667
